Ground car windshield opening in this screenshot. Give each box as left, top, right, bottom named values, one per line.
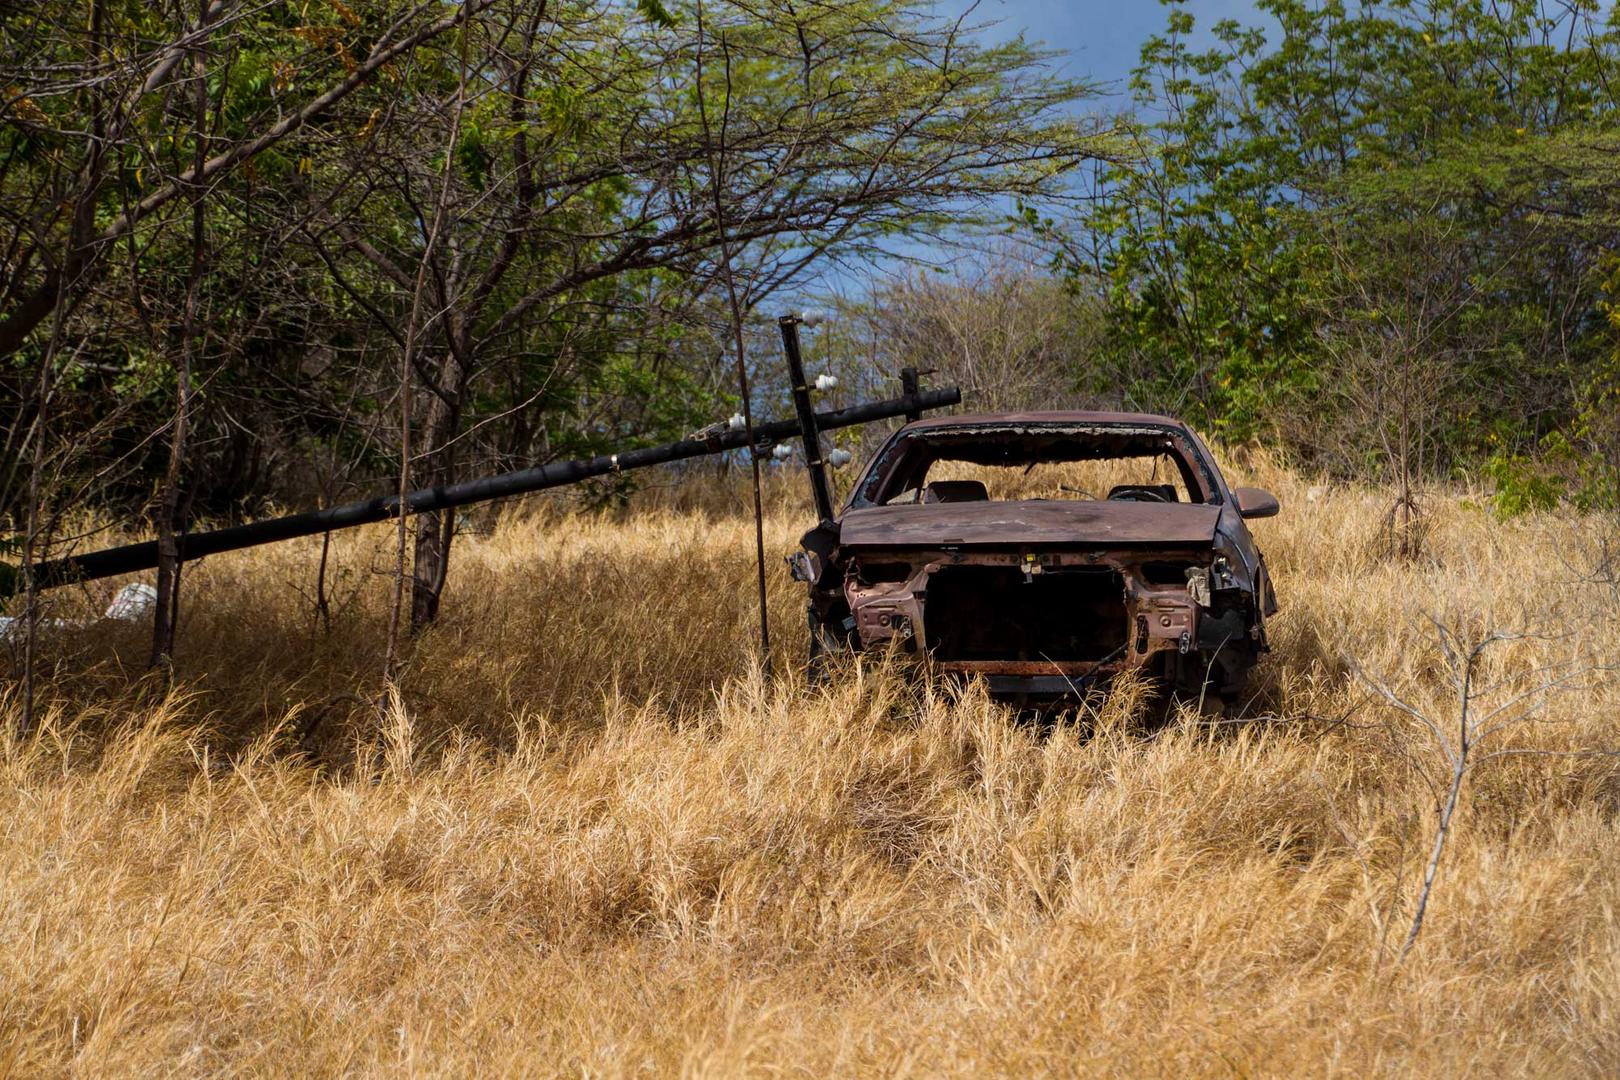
left=856, top=425, right=1214, bottom=508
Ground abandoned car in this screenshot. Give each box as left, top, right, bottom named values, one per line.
left=791, top=412, right=1280, bottom=700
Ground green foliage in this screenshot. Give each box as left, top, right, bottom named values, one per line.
left=2, top=0, right=1102, bottom=525
left=635, top=0, right=679, bottom=29
left=1065, top=0, right=1620, bottom=486
left=1483, top=449, right=1565, bottom=518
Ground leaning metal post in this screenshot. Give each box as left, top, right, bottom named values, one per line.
left=778, top=314, right=836, bottom=524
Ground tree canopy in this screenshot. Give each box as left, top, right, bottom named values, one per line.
left=1058, top=0, right=1620, bottom=508
left=2, top=0, right=1111, bottom=640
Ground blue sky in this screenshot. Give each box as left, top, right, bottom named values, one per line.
left=807, top=2, right=1272, bottom=291
left=970, top=0, right=1267, bottom=105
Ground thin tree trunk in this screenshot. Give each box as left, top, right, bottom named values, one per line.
left=150, top=349, right=194, bottom=666
left=17, top=247, right=72, bottom=736
left=151, top=0, right=211, bottom=668
left=20, top=398, right=43, bottom=734
left=382, top=360, right=411, bottom=675
left=402, top=28, right=474, bottom=635
left=410, top=351, right=467, bottom=630
left=314, top=528, right=333, bottom=635
left=696, top=3, right=771, bottom=669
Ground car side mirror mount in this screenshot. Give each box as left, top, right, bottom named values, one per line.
left=1233, top=486, right=1280, bottom=519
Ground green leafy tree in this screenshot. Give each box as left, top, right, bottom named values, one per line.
left=1064, top=0, right=1620, bottom=493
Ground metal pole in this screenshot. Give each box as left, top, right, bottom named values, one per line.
left=900, top=367, right=920, bottom=422
left=21, top=388, right=961, bottom=590
left=778, top=315, right=836, bottom=524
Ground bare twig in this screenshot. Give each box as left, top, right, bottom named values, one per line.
left=1348, top=617, right=1614, bottom=960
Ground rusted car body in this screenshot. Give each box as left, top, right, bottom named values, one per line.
left=791, top=412, right=1280, bottom=700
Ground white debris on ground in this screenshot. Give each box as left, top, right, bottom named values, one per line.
left=104, top=583, right=158, bottom=620
left=0, top=581, right=158, bottom=640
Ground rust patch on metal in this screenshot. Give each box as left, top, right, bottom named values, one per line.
left=837, top=500, right=1222, bottom=549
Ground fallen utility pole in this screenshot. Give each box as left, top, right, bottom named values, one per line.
left=22, top=387, right=959, bottom=590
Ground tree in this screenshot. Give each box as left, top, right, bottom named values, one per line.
left=824, top=245, right=1106, bottom=415
left=0, top=0, right=503, bottom=359
left=304, top=0, right=1111, bottom=627
left=1061, top=0, right=1620, bottom=486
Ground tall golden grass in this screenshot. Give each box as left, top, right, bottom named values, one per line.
left=3, top=457, right=1618, bottom=1076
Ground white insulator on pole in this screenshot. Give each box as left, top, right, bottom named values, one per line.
left=814, top=373, right=838, bottom=392
left=827, top=448, right=853, bottom=468
left=727, top=412, right=746, bottom=431
left=771, top=443, right=793, bottom=461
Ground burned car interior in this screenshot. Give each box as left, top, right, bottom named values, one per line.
left=857, top=426, right=1215, bottom=509
left=797, top=414, right=1279, bottom=703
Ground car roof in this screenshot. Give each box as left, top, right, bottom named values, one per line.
left=898, top=410, right=1194, bottom=432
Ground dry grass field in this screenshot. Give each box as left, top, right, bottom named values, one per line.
left=3, top=456, right=1619, bottom=1077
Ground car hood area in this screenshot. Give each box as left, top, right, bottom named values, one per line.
left=836, top=499, right=1223, bottom=550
